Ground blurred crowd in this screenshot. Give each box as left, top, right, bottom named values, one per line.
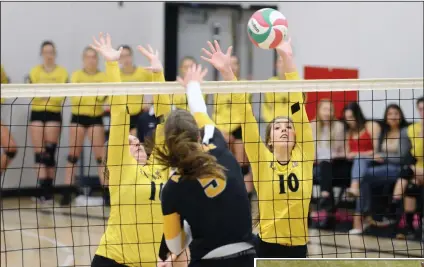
left=1, top=40, right=423, bottom=241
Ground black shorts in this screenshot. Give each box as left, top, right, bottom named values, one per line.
left=130, top=114, right=141, bottom=130
left=231, top=126, right=242, bottom=140
left=30, top=111, right=62, bottom=123
left=255, top=236, right=307, bottom=258
left=91, top=255, right=128, bottom=267
left=71, top=114, right=103, bottom=127
left=189, top=251, right=255, bottom=267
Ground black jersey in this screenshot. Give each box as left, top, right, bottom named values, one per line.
left=161, top=112, right=253, bottom=261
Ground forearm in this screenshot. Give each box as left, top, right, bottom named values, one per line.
left=186, top=81, right=207, bottom=114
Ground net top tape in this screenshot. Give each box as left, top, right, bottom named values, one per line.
left=1, top=78, right=423, bottom=98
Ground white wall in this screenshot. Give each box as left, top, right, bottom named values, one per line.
left=1, top=2, right=164, bottom=188
left=278, top=2, right=424, bottom=119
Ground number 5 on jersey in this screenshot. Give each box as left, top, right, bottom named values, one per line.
left=198, top=178, right=226, bottom=198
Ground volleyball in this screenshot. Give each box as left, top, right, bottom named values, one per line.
left=247, top=8, right=288, bottom=49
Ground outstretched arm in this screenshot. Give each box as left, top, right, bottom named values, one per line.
left=201, top=40, right=272, bottom=164
left=90, top=33, right=128, bottom=186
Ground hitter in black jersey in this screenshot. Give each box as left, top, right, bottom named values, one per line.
left=152, top=64, right=255, bottom=267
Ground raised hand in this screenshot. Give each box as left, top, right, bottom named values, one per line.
left=177, top=64, right=208, bottom=88
left=276, top=37, right=293, bottom=58
left=129, top=135, right=147, bottom=165
left=90, top=32, right=122, bottom=62
left=137, top=45, right=163, bottom=73
left=201, top=40, right=233, bottom=78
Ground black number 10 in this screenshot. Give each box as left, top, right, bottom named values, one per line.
left=150, top=182, right=164, bottom=200
left=279, top=173, right=299, bottom=194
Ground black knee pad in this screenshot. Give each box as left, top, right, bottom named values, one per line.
left=241, top=165, right=250, bottom=176
left=405, top=182, right=421, bottom=198
left=400, top=164, right=415, bottom=180
left=96, top=157, right=103, bottom=165
left=43, top=143, right=57, bottom=167
left=5, top=150, right=17, bottom=160
left=35, top=152, right=43, bottom=164
left=67, top=155, right=79, bottom=164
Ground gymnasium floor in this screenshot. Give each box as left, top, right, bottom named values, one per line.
left=1, top=198, right=423, bottom=267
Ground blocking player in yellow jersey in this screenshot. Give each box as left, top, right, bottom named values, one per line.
left=211, top=55, right=254, bottom=198
left=89, top=33, right=187, bottom=267
left=0, top=65, right=18, bottom=177
left=60, top=47, right=108, bottom=206
left=119, top=45, right=157, bottom=136
left=28, top=41, right=68, bottom=202
left=203, top=39, right=313, bottom=258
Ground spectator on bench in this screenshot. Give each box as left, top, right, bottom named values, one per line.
left=311, top=99, right=347, bottom=227
left=393, top=97, right=424, bottom=239
left=349, top=104, right=409, bottom=234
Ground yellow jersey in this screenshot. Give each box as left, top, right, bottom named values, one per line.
left=120, top=67, right=155, bottom=115
left=234, top=72, right=314, bottom=246
left=70, top=70, right=108, bottom=117
left=95, top=62, right=169, bottom=267
left=1, top=65, right=8, bottom=104
left=261, top=76, right=291, bottom=123
left=407, top=122, right=424, bottom=169
left=29, top=65, right=68, bottom=113
left=212, top=80, right=252, bottom=134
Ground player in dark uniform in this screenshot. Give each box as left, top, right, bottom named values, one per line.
left=152, top=64, right=255, bottom=267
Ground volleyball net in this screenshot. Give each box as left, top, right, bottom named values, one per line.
left=1, top=78, right=424, bottom=266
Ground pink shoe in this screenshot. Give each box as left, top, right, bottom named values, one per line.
left=413, top=214, right=421, bottom=230
left=335, top=209, right=353, bottom=222
left=398, top=214, right=406, bottom=228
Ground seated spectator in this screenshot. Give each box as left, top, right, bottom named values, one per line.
left=393, top=97, right=424, bottom=239
left=311, top=99, right=347, bottom=226
left=344, top=102, right=380, bottom=197
left=349, top=104, right=409, bottom=234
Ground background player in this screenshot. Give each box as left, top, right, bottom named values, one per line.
left=212, top=55, right=254, bottom=197
left=119, top=45, right=155, bottom=136
left=171, top=56, right=197, bottom=110
left=89, top=32, right=183, bottom=267
left=154, top=63, right=255, bottom=267
left=28, top=41, right=68, bottom=203
left=202, top=39, right=313, bottom=258
left=61, top=47, right=108, bottom=206
left=0, top=65, right=17, bottom=176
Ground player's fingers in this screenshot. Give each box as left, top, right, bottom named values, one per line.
left=117, top=47, right=123, bottom=55
left=201, top=48, right=213, bottom=58
left=155, top=49, right=159, bottom=57
left=226, top=46, right=233, bottom=57
left=89, top=44, right=100, bottom=53
left=200, top=56, right=213, bottom=65
left=196, top=64, right=202, bottom=74
left=91, top=36, right=101, bottom=48
left=214, top=40, right=221, bottom=53
left=200, top=67, right=208, bottom=79
left=176, top=76, right=185, bottom=86
left=106, top=33, right=112, bottom=47
left=99, top=32, right=106, bottom=46
left=147, top=44, right=155, bottom=54
left=137, top=45, right=150, bottom=58
left=207, top=41, right=216, bottom=53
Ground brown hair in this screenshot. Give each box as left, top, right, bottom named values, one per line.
left=150, top=109, right=225, bottom=181
left=315, top=99, right=336, bottom=140
left=83, top=46, right=98, bottom=59
left=265, top=116, right=294, bottom=152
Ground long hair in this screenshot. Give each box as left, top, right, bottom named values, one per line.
left=379, top=103, right=408, bottom=147
left=150, top=109, right=225, bottom=181
left=343, top=102, right=367, bottom=133
left=315, top=99, right=337, bottom=140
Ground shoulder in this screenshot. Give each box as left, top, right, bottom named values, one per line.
left=96, top=71, right=107, bottom=80
left=71, top=70, right=82, bottom=80
left=365, top=120, right=380, bottom=131
left=56, top=65, right=68, bottom=75
left=407, top=122, right=421, bottom=136
left=30, top=65, right=42, bottom=74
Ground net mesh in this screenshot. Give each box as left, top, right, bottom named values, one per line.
left=1, top=79, right=424, bottom=266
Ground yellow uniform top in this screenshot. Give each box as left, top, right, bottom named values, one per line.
left=407, top=122, right=424, bottom=169
left=29, top=65, right=68, bottom=113
left=1, top=65, right=8, bottom=104
left=212, top=80, right=252, bottom=133
left=170, top=92, right=206, bottom=111
left=96, top=62, right=169, bottom=267
left=261, top=76, right=291, bottom=123
left=120, top=67, right=155, bottom=116
left=70, top=70, right=108, bottom=116
left=234, top=72, right=314, bottom=246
